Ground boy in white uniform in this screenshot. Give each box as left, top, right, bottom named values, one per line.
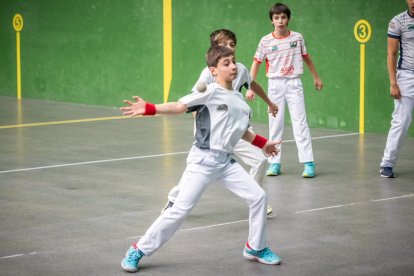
left=250, top=3, right=323, bottom=178
left=120, top=46, right=282, bottom=273
left=380, top=0, right=414, bottom=178
left=163, top=29, right=278, bottom=215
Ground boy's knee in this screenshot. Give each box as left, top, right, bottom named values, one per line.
left=256, top=187, right=267, bottom=202
left=246, top=187, right=267, bottom=207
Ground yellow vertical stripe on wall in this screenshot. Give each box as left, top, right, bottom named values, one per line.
left=13, top=14, right=24, bottom=100
left=359, top=43, right=365, bottom=134
left=163, top=0, right=172, bottom=103
left=16, top=31, right=22, bottom=100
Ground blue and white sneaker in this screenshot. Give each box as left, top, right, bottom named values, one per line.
left=266, top=163, right=281, bottom=176
left=121, top=243, right=145, bottom=272
left=380, top=167, right=395, bottom=178
left=302, top=162, right=316, bottom=178
left=243, top=242, right=281, bottom=265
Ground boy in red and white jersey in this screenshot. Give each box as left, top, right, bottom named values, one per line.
left=250, top=2, right=323, bottom=178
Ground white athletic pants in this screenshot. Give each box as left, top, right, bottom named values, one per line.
left=167, top=138, right=267, bottom=202
left=267, top=77, right=314, bottom=164
left=233, top=139, right=267, bottom=185
left=138, top=146, right=268, bottom=256
left=381, top=70, right=414, bottom=168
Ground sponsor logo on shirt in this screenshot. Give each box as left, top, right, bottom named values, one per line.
left=408, top=24, right=414, bottom=31
left=217, top=104, right=228, bottom=112
left=389, top=22, right=395, bottom=29
left=290, top=41, right=297, bottom=48
left=281, top=65, right=295, bottom=75
left=271, top=45, right=278, bottom=51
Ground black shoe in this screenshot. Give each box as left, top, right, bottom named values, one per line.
left=161, top=200, right=174, bottom=214
left=380, top=167, right=395, bottom=178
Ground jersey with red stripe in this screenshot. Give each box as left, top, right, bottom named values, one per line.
left=254, top=31, right=307, bottom=78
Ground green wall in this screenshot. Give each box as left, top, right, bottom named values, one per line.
left=0, top=0, right=412, bottom=136
left=0, top=0, right=163, bottom=105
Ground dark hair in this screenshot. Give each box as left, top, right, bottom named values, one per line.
left=206, top=46, right=234, bottom=67
left=209, top=29, right=237, bottom=47
left=269, top=3, right=291, bottom=20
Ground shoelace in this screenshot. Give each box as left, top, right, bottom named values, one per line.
left=257, top=247, right=272, bottom=258
left=126, top=249, right=140, bottom=261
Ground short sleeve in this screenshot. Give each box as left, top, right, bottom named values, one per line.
left=178, top=85, right=213, bottom=109
left=254, top=39, right=266, bottom=63
left=388, top=16, right=402, bottom=39
left=300, top=34, right=308, bottom=56
left=236, top=63, right=252, bottom=91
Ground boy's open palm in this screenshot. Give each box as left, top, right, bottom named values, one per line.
left=121, top=96, right=146, bottom=117
left=263, top=140, right=282, bottom=157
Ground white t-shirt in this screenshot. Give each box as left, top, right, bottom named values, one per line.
left=254, top=31, right=307, bottom=78
left=192, top=63, right=252, bottom=92
left=388, top=11, right=414, bottom=70
left=179, top=83, right=251, bottom=153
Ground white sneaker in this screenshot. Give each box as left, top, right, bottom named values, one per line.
left=267, top=205, right=273, bottom=215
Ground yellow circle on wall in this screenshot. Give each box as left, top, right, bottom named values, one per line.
left=354, top=19, right=371, bottom=44
left=13, top=14, right=24, bottom=32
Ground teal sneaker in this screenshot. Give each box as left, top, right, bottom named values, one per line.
left=266, top=163, right=281, bottom=176
left=121, top=243, right=145, bottom=272
left=302, top=162, right=315, bottom=178
left=243, top=242, right=281, bottom=265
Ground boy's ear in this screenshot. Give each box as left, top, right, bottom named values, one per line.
left=209, top=66, right=218, bottom=77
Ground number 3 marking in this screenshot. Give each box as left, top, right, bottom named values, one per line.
left=354, top=20, right=372, bottom=44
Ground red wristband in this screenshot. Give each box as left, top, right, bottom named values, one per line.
left=144, top=102, right=156, bottom=116
left=251, top=135, right=267, bottom=149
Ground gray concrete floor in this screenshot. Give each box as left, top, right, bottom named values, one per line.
left=0, top=96, right=413, bottom=276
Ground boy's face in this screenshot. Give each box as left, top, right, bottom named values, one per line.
left=210, top=54, right=238, bottom=82
left=271, top=13, right=289, bottom=31
left=407, top=0, right=414, bottom=16
left=217, top=39, right=236, bottom=51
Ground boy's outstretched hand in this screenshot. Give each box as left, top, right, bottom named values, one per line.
left=120, top=96, right=146, bottom=117
left=263, top=140, right=282, bottom=157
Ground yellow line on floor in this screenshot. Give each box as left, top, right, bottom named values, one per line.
left=0, top=115, right=142, bottom=129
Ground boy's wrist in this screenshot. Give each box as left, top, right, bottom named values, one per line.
left=251, top=135, right=267, bottom=149
left=144, top=102, right=156, bottom=116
